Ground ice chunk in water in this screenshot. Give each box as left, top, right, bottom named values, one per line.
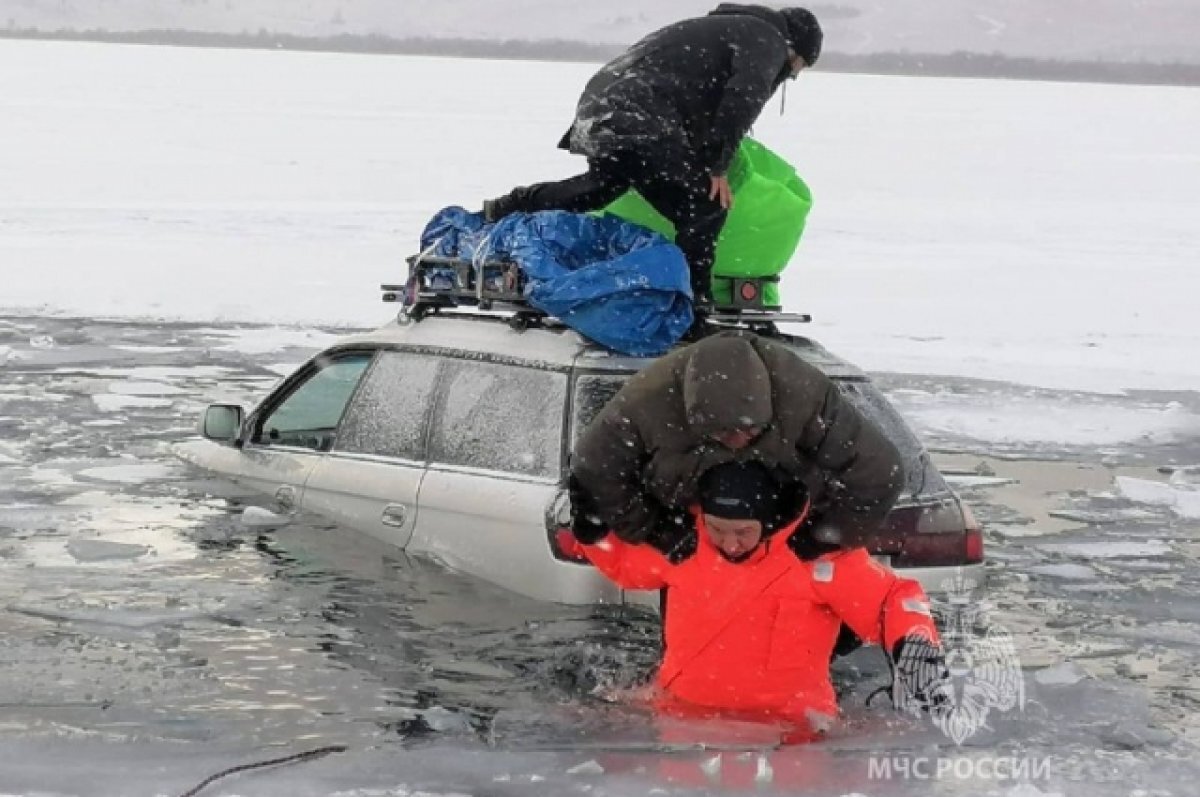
left=1030, top=563, right=1096, bottom=580
left=66, top=538, right=151, bottom=562
left=1117, top=475, right=1200, bottom=519
left=1034, top=661, right=1088, bottom=686
left=240, top=506, right=292, bottom=527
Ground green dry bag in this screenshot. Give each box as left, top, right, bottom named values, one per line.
left=599, top=138, right=812, bottom=307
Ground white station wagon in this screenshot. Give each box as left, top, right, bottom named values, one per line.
left=176, top=311, right=984, bottom=607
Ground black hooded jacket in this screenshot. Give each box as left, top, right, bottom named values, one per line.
left=559, top=4, right=802, bottom=176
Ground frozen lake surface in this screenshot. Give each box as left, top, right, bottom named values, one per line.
left=1, top=316, right=1198, bottom=796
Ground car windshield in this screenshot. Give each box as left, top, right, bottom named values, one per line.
left=569, top=372, right=948, bottom=501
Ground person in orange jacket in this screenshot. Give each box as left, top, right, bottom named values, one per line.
left=569, top=459, right=946, bottom=741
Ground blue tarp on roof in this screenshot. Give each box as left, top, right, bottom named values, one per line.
left=418, top=206, right=693, bottom=357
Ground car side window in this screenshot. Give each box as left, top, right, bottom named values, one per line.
left=255, top=353, right=373, bottom=451
left=429, top=360, right=567, bottom=479
left=335, top=351, right=440, bottom=461
left=570, top=374, right=629, bottom=446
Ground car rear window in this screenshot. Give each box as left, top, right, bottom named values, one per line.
left=570, top=374, right=626, bottom=446
left=834, top=379, right=950, bottom=500
left=429, top=360, right=567, bottom=479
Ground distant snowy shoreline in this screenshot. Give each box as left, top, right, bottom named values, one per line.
left=4, top=28, right=1199, bottom=87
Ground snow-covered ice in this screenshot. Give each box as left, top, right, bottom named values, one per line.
left=2, top=40, right=1199, bottom=397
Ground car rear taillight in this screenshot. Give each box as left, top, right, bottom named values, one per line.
left=962, top=502, right=985, bottom=564
left=872, top=499, right=985, bottom=568
left=548, top=527, right=590, bottom=564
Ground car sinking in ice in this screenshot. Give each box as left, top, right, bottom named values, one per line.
left=175, top=311, right=984, bottom=607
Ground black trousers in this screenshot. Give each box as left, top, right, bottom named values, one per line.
left=494, top=150, right=727, bottom=302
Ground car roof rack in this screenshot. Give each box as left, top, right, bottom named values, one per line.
left=383, top=252, right=811, bottom=336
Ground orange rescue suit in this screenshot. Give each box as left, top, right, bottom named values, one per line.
left=581, top=512, right=940, bottom=727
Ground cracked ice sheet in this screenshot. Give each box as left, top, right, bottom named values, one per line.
left=105, top=380, right=187, bottom=396
left=91, top=393, right=173, bottom=411
left=196, top=326, right=344, bottom=355
left=891, top=391, right=1200, bottom=447
left=78, top=366, right=235, bottom=380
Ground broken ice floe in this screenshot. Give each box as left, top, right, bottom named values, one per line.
left=1034, top=661, right=1089, bottom=686
left=1029, top=563, right=1097, bottom=580
left=1116, top=475, right=1200, bottom=519
left=1047, top=508, right=1161, bottom=525
left=78, top=462, right=183, bottom=484
left=91, top=394, right=173, bottom=412
left=240, top=505, right=292, bottom=527
left=66, top=538, right=151, bottom=562
left=1036, top=540, right=1171, bottom=558
left=991, top=525, right=1056, bottom=539
left=106, top=381, right=186, bottom=397
left=942, top=474, right=1019, bottom=489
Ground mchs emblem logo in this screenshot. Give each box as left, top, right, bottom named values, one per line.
left=892, top=578, right=1025, bottom=745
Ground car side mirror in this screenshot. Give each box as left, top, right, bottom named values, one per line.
left=201, top=404, right=244, bottom=444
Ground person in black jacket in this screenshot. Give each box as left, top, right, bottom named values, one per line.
left=481, top=5, right=823, bottom=310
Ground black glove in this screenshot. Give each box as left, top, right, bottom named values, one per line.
left=642, top=511, right=697, bottom=561
left=891, top=635, right=950, bottom=714
left=565, top=477, right=608, bottom=544
left=570, top=508, right=608, bottom=545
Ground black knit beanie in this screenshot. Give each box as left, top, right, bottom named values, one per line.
left=698, top=461, right=781, bottom=523
left=780, top=7, right=823, bottom=66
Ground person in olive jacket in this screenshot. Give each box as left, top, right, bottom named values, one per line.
left=569, top=331, right=904, bottom=556
left=482, top=4, right=823, bottom=309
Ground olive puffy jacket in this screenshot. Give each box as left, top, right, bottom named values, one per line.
left=580, top=512, right=939, bottom=726
left=571, top=331, right=904, bottom=549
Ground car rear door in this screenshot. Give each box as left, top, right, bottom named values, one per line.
left=238, top=351, right=374, bottom=513
left=302, top=349, right=441, bottom=550
left=411, top=357, right=587, bottom=602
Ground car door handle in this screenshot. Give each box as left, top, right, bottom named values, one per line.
left=275, top=485, right=297, bottom=512
left=381, top=503, right=408, bottom=528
